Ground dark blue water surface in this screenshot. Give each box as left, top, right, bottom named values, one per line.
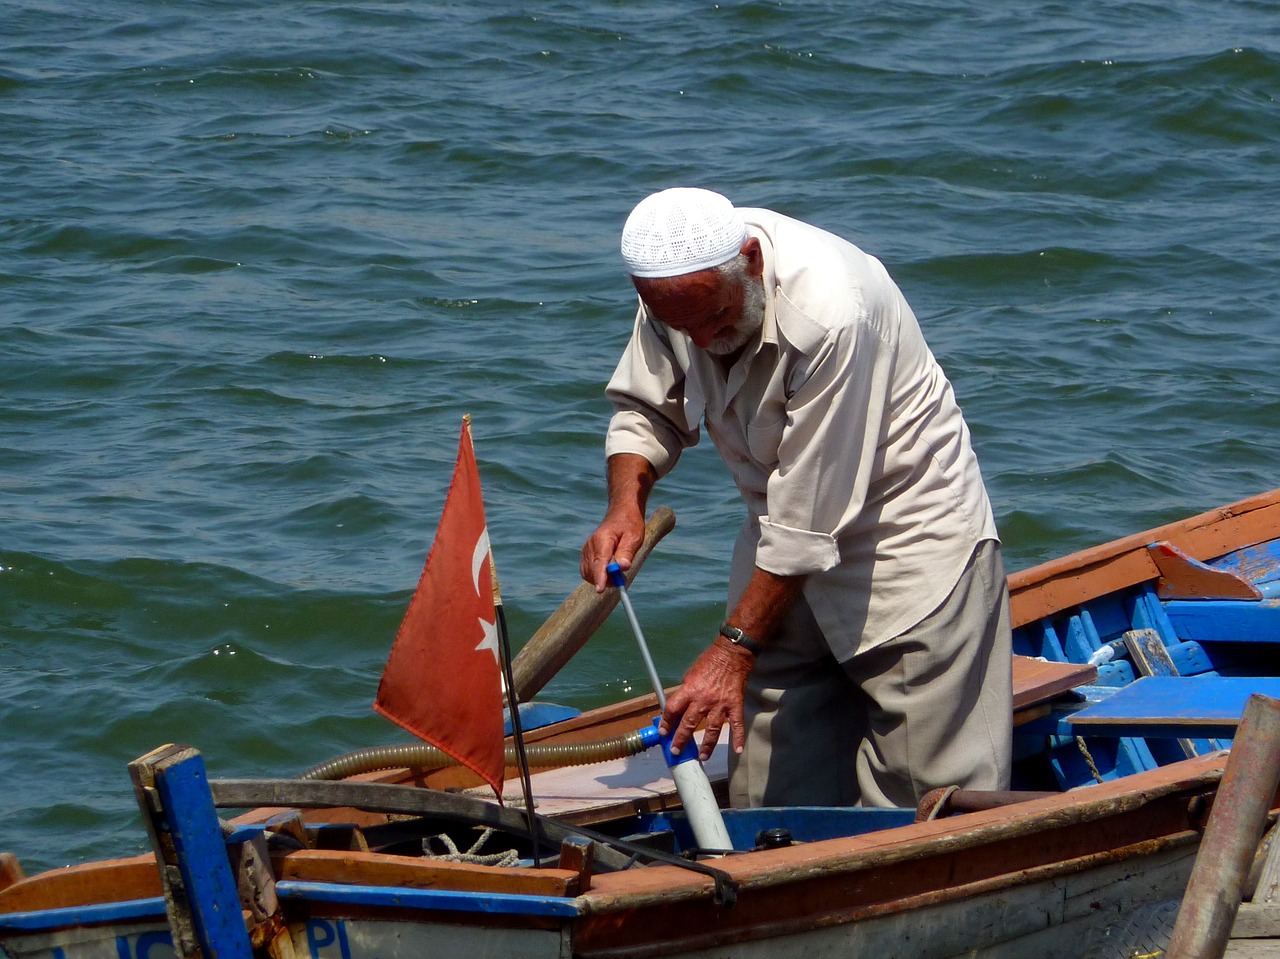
left=2, top=1, right=1278, bottom=873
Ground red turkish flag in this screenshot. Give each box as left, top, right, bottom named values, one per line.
left=374, top=417, right=506, bottom=798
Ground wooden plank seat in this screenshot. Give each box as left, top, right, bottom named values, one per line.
left=1010, top=657, right=1096, bottom=712
left=1067, top=677, right=1280, bottom=738
left=275, top=848, right=581, bottom=897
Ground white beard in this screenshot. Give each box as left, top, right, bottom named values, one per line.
left=705, top=277, right=765, bottom=355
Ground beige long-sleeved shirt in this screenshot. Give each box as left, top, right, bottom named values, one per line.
left=605, top=208, right=999, bottom=659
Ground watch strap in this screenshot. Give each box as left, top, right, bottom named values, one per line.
left=718, top=622, right=763, bottom=655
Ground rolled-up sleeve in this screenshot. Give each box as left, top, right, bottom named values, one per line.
left=754, top=300, right=896, bottom=577
left=604, top=308, right=700, bottom=478
left=756, top=518, right=840, bottom=574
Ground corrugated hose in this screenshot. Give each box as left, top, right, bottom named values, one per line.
left=297, top=728, right=652, bottom=781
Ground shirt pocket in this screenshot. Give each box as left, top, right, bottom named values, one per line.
left=681, top=376, right=706, bottom=433
left=745, top=399, right=786, bottom=468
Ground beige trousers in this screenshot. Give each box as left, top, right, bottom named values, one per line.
left=728, top=539, right=1013, bottom=808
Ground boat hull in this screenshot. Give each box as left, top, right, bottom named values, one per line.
left=0, top=753, right=1236, bottom=959
left=0, top=846, right=1202, bottom=959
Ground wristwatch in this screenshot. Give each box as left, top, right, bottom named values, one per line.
left=718, top=622, right=763, bottom=655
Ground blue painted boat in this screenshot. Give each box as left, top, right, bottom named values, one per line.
left=1006, top=486, right=1280, bottom=790
left=1, top=490, right=1278, bottom=959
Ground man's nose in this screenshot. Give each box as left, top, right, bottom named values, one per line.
left=688, top=327, right=715, bottom=349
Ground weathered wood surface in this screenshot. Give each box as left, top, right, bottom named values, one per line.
left=1167, top=694, right=1280, bottom=959
left=1124, top=627, right=1201, bottom=758
left=1233, top=902, right=1280, bottom=939
left=1256, top=823, right=1280, bottom=904
left=274, top=848, right=581, bottom=897
left=1008, top=487, right=1280, bottom=627
left=0, top=652, right=1106, bottom=918
left=1125, top=628, right=1181, bottom=678
left=1234, top=786, right=1280, bottom=942
left=1224, top=938, right=1280, bottom=958
left=567, top=846, right=1199, bottom=959
left=558, top=836, right=595, bottom=894
left=510, top=729, right=723, bottom=822
left=1010, top=657, right=1095, bottom=710
left=130, top=744, right=256, bottom=959
left=0, top=756, right=1253, bottom=959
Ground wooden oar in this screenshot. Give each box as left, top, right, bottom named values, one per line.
left=510, top=506, right=675, bottom=702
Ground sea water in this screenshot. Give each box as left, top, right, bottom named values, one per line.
left=2, top=0, right=1278, bottom=874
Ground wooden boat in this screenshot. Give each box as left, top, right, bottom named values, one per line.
left=2, top=489, right=1279, bottom=959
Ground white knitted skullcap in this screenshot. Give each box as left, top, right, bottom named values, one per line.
left=620, top=188, right=748, bottom=278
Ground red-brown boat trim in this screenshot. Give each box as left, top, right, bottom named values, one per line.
left=1009, top=488, right=1280, bottom=627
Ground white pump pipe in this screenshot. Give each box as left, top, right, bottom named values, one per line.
left=607, top=562, right=733, bottom=852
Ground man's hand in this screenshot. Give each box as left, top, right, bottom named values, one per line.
left=659, top=639, right=755, bottom=761
left=658, top=568, right=806, bottom=760
left=581, top=453, right=658, bottom=592
left=580, top=510, right=645, bottom=592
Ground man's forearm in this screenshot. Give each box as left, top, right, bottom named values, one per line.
left=581, top=453, right=660, bottom=590
left=606, top=452, right=657, bottom=518
left=721, top=566, right=807, bottom=653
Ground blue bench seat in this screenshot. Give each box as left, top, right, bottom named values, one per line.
left=1067, top=676, right=1280, bottom=738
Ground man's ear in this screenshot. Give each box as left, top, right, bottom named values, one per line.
left=740, top=237, right=763, bottom=277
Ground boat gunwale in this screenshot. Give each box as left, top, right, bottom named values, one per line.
left=569, top=841, right=1203, bottom=959
left=1008, top=487, right=1280, bottom=627
left=572, top=751, right=1229, bottom=911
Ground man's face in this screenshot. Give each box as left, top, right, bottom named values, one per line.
left=633, top=264, right=764, bottom=354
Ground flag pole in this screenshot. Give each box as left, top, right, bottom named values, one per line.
left=472, top=422, right=539, bottom=865
left=491, top=554, right=540, bottom=866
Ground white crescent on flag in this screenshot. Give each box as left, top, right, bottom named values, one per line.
left=471, top=527, right=500, bottom=665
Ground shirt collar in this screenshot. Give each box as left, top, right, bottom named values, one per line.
left=754, top=225, right=780, bottom=352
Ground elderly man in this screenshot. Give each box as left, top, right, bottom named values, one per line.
left=580, top=187, right=1012, bottom=808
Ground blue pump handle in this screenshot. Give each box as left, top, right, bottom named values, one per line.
left=649, top=717, right=698, bottom=767
left=632, top=719, right=697, bottom=767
